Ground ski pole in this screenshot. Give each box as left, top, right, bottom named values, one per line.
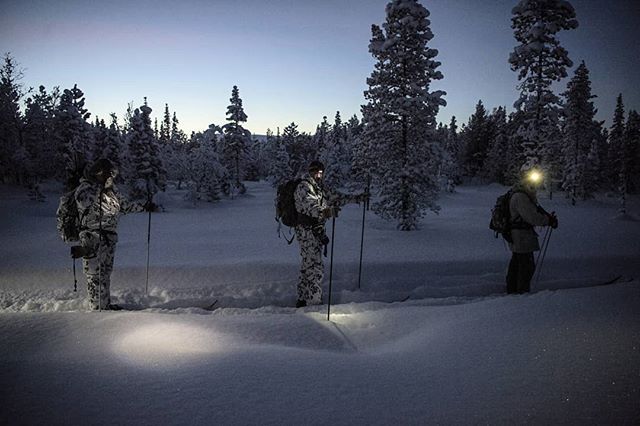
left=145, top=183, right=152, bottom=295
left=98, top=187, right=104, bottom=312
left=533, top=228, right=549, bottom=285
left=535, top=227, right=553, bottom=285
left=357, top=199, right=366, bottom=290
left=535, top=226, right=550, bottom=268
left=327, top=215, right=336, bottom=321
left=357, top=178, right=370, bottom=290
left=73, top=258, right=77, bottom=292
left=145, top=206, right=151, bottom=295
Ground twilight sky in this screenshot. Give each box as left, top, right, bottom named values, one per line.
left=1, top=0, right=638, bottom=135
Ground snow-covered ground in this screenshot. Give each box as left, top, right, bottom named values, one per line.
left=1, top=181, right=639, bottom=425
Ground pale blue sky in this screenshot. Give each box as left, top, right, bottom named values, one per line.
left=1, top=0, right=638, bottom=135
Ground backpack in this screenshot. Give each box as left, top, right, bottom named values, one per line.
left=56, top=189, right=81, bottom=243
left=490, top=190, right=535, bottom=243
left=489, top=190, right=515, bottom=243
left=276, top=179, right=302, bottom=228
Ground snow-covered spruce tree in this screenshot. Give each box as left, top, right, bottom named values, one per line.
left=626, top=110, right=640, bottom=194
left=270, top=128, right=293, bottom=187
left=481, top=107, right=510, bottom=184
left=0, top=53, right=26, bottom=184
left=352, top=108, right=379, bottom=192
left=504, top=110, right=528, bottom=184
left=159, top=104, right=171, bottom=145
left=607, top=94, right=626, bottom=190
left=221, top=85, right=251, bottom=195
left=441, top=115, right=462, bottom=189
left=186, top=127, right=226, bottom=203
left=361, top=0, right=446, bottom=230
left=461, top=100, right=492, bottom=178
left=104, top=114, right=125, bottom=175
left=54, top=84, right=94, bottom=190
left=262, top=129, right=277, bottom=181
left=616, top=110, right=640, bottom=214
left=244, top=137, right=262, bottom=182
left=314, top=116, right=331, bottom=161
left=560, top=61, right=600, bottom=203
left=92, top=117, right=109, bottom=161
left=281, top=122, right=308, bottom=177
left=323, top=111, right=351, bottom=189
left=127, top=101, right=166, bottom=203
left=344, top=114, right=364, bottom=190
left=23, top=85, right=59, bottom=186
left=165, top=111, right=188, bottom=188
left=509, top=0, right=578, bottom=179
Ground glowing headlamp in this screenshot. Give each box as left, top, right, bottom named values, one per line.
left=527, top=169, right=542, bottom=184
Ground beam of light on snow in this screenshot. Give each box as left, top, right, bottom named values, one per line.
left=114, top=322, right=225, bottom=369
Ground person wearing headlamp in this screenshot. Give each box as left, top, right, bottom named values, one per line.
left=506, top=164, right=559, bottom=294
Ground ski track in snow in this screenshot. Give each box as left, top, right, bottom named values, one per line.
left=1, top=181, right=638, bottom=313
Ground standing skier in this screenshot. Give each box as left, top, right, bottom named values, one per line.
left=70, top=159, right=152, bottom=310
left=293, top=160, right=366, bottom=308
left=506, top=166, right=558, bottom=294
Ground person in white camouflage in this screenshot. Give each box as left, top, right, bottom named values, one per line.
left=293, top=160, right=366, bottom=308
left=70, top=159, right=151, bottom=310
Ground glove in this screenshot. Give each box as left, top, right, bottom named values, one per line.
left=548, top=212, right=558, bottom=229
left=70, top=246, right=90, bottom=259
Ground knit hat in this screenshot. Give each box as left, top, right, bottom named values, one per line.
left=308, top=160, right=325, bottom=173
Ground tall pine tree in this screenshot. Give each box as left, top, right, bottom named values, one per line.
left=608, top=94, right=626, bottom=190
left=221, top=85, right=251, bottom=195
left=127, top=99, right=166, bottom=202
left=361, top=0, right=446, bottom=230
left=626, top=110, right=640, bottom=193
left=461, top=100, right=492, bottom=178
left=560, top=61, right=600, bottom=203
left=54, top=84, right=93, bottom=189
left=23, top=85, right=59, bottom=185
left=0, top=53, right=25, bottom=184
left=509, top=0, right=578, bottom=180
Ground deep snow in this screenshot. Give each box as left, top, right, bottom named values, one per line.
left=1, top=181, right=639, bottom=425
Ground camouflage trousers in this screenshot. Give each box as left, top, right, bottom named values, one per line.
left=295, top=225, right=325, bottom=305
left=80, top=230, right=118, bottom=310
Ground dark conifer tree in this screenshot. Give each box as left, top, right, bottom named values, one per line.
left=482, top=107, right=509, bottom=184
left=54, top=84, right=93, bottom=190
left=221, top=85, right=251, bottom=195
left=0, top=53, right=25, bottom=184
left=127, top=99, right=166, bottom=202
left=509, top=0, right=578, bottom=178
left=560, top=61, right=600, bottom=203
left=461, top=100, right=491, bottom=178
left=608, top=94, right=626, bottom=189
left=23, top=85, right=59, bottom=185
left=360, top=0, right=446, bottom=230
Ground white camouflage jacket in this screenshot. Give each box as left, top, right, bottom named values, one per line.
left=293, top=174, right=357, bottom=226
left=75, top=178, right=143, bottom=234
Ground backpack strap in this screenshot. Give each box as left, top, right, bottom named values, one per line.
left=276, top=218, right=296, bottom=244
